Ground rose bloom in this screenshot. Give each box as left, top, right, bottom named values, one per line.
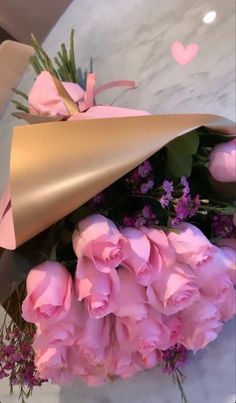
left=147, top=263, right=200, bottom=315
left=216, top=246, right=236, bottom=284
left=195, top=246, right=235, bottom=298
left=75, top=257, right=120, bottom=318
left=28, top=71, right=85, bottom=118
left=208, top=139, right=236, bottom=183
left=217, top=287, right=236, bottom=321
left=22, top=261, right=73, bottom=325
left=168, top=222, right=215, bottom=270
left=119, top=311, right=171, bottom=353
left=179, top=300, right=223, bottom=351
left=68, top=346, right=109, bottom=386
left=35, top=346, right=72, bottom=385
left=78, top=311, right=111, bottom=366
left=33, top=297, right=83, bottom=351
left=73, top=214, right=128, bottom=273
left=121, top=226, right=175, bottom=286
left=115, top=267, right=148, bottom=321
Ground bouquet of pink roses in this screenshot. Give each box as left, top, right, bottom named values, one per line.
left=0, top=31, right=235, bottom=403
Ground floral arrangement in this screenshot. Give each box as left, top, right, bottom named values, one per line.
left=0, top=31, right=235, bottom=403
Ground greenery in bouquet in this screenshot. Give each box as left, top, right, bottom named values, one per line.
left=1, top=31, right=235, bottom=403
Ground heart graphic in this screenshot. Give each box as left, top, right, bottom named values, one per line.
left=171, top=41, right=199, bottom=65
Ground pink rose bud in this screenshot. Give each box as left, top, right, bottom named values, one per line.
left=121, top=226, right=175, bottom=286
left=168, top=222, right=215, bottom=270
left=35, top=345, right=72, bottom=384
left=121, top=311, right=171, bottom=352
left=179, top=300, right=223, bottom=351
left=217, top=287, right=236, bottom=321
left=33, top=297, right=83, bottom=351
left=115, top=267, right=148, bottom=321
left=147, top=263, right=200, bottom=315
left=22, top=261, right=73, bottom=325
left=75, top=258, right=120, bottom=318
left=78, top=311, right=111, bottom=366
left=195, top=247, right=234, bottom=300
left=28, top=71, right=84, bottom=118
left=208, top=139, right=236, bottom=183
left=73, top=214, right=128, bottom=273
left=218, top=246, right=236, bottom=284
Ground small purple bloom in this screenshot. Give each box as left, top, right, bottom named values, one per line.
left=138, top=160, right=152, bottom=178
left=189, top=194, right=201, bottom=217
left=163, top=179, right=173, bottom=194
left=160, top=195, right=171, bottom=208
left=140, top=179, right=154, bottom=194
left=162, top=344, right=188, bottom=374
left=181, top=176, right=190, bottom=195
left=212, top=214, right=234, bottom=237
left=92, top=192, right=105, bottom=205
left=123, top=216, right=136, bottom=227
left=142, top=205, right=155, bottom=219
left=135, top=217, right=147, bottom=227
left=130, top=170, right=140, bottom=182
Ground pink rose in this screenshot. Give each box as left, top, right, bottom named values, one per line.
left=217, top=287, right=236, bottom=321
left=75, top=258, right=119, bottom=318
left=69, top=105, right=150, bottom=121
left=22, top=261, right=73, bottom=325
left=73, top=214, right=128, bottom=273
left=35, top=346, right=72, bottom=384
left=166, top=316, right=182, bottom=345
left=33, top=298, right=83, bottom=351
left=220, top=287, right=236, bottom=321
left=135, top=350, right=163, bottom=369
left=168, top=223, right=215, bottom=270
left=111, top=349, right=142, bottom=379
left=120, top=311, right=171, bottom=352
left=217, top=246, right=236, bottom=284
left=121, top=226, right=175, bottom=285
left=68, top=345, right=110, bottom=386
left=147, top=263, right=200, bottom=315
left=179, top=300, right=223, bottom=351
left=195, top=247, right=235, bottom=298
left=78, top=312, right=111, bottom=366
left=208, top=139, right=236, bottom=183
left=34, top=323, right=77, bottom=352
left=115, top=268, right=148, bottom=321
left=28, top=71, right=84, bottom=118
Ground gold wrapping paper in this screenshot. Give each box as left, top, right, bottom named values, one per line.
left=8, top=113, right=235, bottom=249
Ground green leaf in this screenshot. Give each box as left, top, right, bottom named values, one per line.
left=166, top=131, right=199, bottom=178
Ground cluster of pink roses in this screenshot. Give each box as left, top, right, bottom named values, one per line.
left=22, top=214, right=235, bottom=386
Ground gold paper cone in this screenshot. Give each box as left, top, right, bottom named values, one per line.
left=8, top=113, right=235, bottom=249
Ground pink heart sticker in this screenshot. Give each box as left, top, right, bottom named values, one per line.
left=171, top=41, right=199, bottom=65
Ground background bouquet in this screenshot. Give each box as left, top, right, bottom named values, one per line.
left=0, top=31, right=235, bottom=403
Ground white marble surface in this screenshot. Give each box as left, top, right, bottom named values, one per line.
left=0, top=0, right=235, bottom=402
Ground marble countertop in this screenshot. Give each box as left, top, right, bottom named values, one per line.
left=0, top=0, right=235, bottom=402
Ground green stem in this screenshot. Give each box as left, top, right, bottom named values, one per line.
left=12, top=88, right=28, bottom=100
left=69, top=29, right=78, bottom=82
left=11, top=100, right=29, bottom=113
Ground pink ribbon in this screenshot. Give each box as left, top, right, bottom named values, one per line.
left=79, top=73, right=136, bottom=111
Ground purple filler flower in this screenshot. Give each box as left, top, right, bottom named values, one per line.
left=140, top=179, right=154, bottom=194
left=160, top=180, right=173, bottom=208
left=142, top=205, right=155, bottom=219
left=181, top=176, right=190, bottom=195
left=138, top=160, right=152, bottom=178
left=162, top=344, right=188, bottom=374
left=212, top=214, right=234, bottom=237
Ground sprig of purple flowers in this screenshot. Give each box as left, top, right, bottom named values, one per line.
left=0, top=314, right=47, bottom=403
